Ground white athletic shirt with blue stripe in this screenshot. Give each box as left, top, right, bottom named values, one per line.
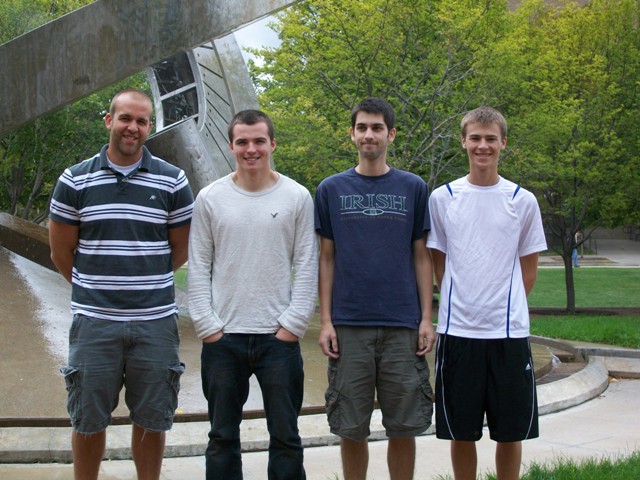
left=427, top=176, right=547, bottom=339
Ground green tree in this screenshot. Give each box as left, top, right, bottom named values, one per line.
left=487, top=0, right=640, bottom=312
left=0, top=79, right=146, bottom=221
left=0, top=1, right=94, bottom=45
left=252, top=0, right=640, bottom=314
left=251, top=0, right=511, bottom=193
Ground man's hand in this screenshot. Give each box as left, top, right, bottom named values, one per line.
left=275, top=327, right=299, bottom=342
left=416, top=319, right=436, bottom=356
left=202, top=330, right=223, bottom=344
left=318, top=321, right=339, bottom=359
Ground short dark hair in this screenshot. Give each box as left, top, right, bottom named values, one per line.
left=109, top=89, right=152, bottom=118
left=228, top=109, right=275, bottom=143
left=351, top=97, right=396, bottom=131
left=460, top=106, right=507, bottom=139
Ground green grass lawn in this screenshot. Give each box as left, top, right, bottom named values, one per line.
left=530, top=315, right=640, bottom=348
left=528, top=268, right=640, bottom=307
left=434, top=450, right=640, bottom=480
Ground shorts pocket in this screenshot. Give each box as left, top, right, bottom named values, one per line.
left=166, top=362, right=185, bottom=415
left=416, top=360, right=434, bottom=397
left=416, top=359, right=435, bottom=421
left=324, top=387, right=340, bottom=430
left=69, top=316, right=82, bottom=344
left=60, top=366, right=81, bottom=420
left=167, top=362, right=185, bottom=395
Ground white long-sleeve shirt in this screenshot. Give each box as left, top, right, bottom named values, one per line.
left=188, top=173, right=318, bottom=339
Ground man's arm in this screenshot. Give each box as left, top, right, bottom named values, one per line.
left=318, top=236, right=339, bottom=359
left=275, top=193, right=318, bottom=341
left=430, top=248, right=446, bottom=292
left=520, top=252, right=540, bottom=296
left=49, top=219, right=79, bottom=284
left=168, top=224, right=190, bottom=271
left=414, top=237, right=435, bottom=354
left=187, top=197, right=224, bottom=341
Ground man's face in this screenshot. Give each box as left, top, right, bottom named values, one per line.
left=462, top=122, right=506, bottom=173
left=104, top=93, right=153, bottom=164
left=350, top=111, right=396, bottom=161
left=228, top=121, right=276, bottom=174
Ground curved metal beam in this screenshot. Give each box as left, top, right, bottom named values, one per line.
left=0, top=0, right=296, bottom=136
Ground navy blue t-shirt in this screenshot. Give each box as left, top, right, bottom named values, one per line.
left=314, top=167, right=430, bottom=329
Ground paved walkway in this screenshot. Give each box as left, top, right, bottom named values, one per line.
left=539, top=237, right=640, bottom=268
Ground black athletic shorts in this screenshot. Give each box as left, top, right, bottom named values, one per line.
left=434, top=334, right=539, bottom=442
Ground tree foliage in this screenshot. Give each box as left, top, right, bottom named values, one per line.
left=0, top=0, right=94, bottom=44
left=253, top=0, right=640, bottom=311
left=251, top=0, right=511, bottom=193
left=0, top=79, right=146, bottom=221
left=487, top=0, right=640, bottom=311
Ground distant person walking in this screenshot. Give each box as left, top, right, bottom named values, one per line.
left=427, top=106, right=547, bottom=480
left=188, top=109, right=318, bottom=479
left=49, top=89, right=194, bottom=480
left=572, top=230, right=583, bottom=268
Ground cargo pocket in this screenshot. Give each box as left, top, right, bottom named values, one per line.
left=60, top=366, right=81, bottom=421
left=166, top=362, right=185, bottom=415
left=324, top=387, right=340, bottom=431
left=416, top=360, right=434, bottom=420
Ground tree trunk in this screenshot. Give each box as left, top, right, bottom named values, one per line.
left=563, top=251, right=576, bottom=314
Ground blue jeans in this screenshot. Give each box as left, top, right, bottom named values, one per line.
left=201, top=333, right=306, bottom=480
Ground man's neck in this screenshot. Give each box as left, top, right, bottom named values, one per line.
left=232, top=170, right=279, bottom=192
left=467, top=169, right=499, bottom=187
left=355, top=156, right=390, bottom=177
left=106, top=148, right=143, bottom=167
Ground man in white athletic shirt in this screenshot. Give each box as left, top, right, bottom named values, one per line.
left=427, top=107, right=547, bottom=480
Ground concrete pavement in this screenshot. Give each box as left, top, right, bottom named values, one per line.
left=538, top=237, right=640, bottom=268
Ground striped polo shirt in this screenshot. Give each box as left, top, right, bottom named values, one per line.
left=50, top=145, right=194, bottom=321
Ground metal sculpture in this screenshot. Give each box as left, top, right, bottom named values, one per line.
left=0, top=0, right=297, bottom=263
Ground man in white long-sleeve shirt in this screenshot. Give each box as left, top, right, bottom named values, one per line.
left=188, top=109, right=318, bottom=480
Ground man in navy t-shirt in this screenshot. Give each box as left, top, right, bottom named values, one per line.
left=315, top=97, right=434, bottom=480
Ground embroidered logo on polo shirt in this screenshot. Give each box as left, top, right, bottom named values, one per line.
left=271, top=212, right=278, bottom=218
left=150, top=195, right=157, bottom=200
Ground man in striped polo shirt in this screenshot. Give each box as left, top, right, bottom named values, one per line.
left=49, top=89, right=193, bottom=480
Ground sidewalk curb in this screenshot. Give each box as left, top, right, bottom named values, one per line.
left=537, top=356, right=608, bottom=415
